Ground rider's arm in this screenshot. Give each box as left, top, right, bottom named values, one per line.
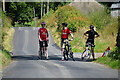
left=68, top=29, right=73, bottom=40
left=95, top=33, right=100, bottom=38
left=46, top=30, right=49, bottom=38
left=38, top=33, right=41, bottom=41
left=70, top=33, right=74, bottom=40
left=84, top=32, right=88, bottom=37
left=46, top=29, right=49, bottom=41
left=38, top=30, right=42, bottom=41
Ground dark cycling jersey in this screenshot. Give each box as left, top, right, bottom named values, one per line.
left=86, top=30, right=98, bottom=41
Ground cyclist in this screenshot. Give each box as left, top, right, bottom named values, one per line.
left=83, top=25, right=99, bottom=60
left=38, top=22, right=49, bottom=60
left=61, top=22, right=74, bottom=61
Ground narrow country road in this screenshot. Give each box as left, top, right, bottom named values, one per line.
left=2, top=27, right=118, bottom=79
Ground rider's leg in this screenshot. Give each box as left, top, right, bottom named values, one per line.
left=91, top=47, right=95, bottom=60
left=39, top=47, right=42, bottom=57
left=45, top=47, right=48, bottom=59
left=61, top=48, right=64, bottom=60
left=39, top=41, right=42, bottom=57
left=61, top=39, right=64, bottom=60
left=44, top=41, right=48, bottom=59
left=91, top=42, right=95, bottom=60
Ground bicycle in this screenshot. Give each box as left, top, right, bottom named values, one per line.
left=39, top=40, right=46, bottom=60
left=81, top=42, right=92, bottom=61
left=63, top=39, right=75, bottom=61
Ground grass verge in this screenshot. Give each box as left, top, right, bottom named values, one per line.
left=0, top=50, right=11, bottom=70
left=94, top=56, right=120, bottom=69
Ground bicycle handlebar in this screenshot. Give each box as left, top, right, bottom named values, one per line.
left=64, top=39, right=73, bottom=42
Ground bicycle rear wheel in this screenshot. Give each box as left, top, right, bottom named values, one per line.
left=69, top=52, right=75, bottom=61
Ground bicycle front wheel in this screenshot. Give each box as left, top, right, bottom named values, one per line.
left=82, top=49, right=92, bottom=61
left=63, top=49, right=68, bottom=61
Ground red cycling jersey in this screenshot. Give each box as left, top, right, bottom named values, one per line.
left=38, top=27, right=48, bottom=41
left=61, top=28, right=71, bottom=39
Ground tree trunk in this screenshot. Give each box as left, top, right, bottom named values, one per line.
left=3, top=0, right=5, bottom=12
left=33, top=7, right=36, bottom=27
left=44, top=4, right=45, bottom=16
left=47, top=0, right=49, bottom=14
left=41, top=2, right=43, bottom=18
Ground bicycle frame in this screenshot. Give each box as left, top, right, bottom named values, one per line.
left=63, top=40, right=75, bottom=61
left=81, top=42, right=92, bottom=61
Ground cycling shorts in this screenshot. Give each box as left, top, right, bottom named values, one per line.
left=86, top=40, right=95, bottom=48
left=39, top=40, right=48, bottom=47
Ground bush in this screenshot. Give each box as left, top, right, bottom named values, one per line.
left=0, top=9, right=14, bottom=68
left=108, top=47, right=120, bottom=60
left=55, top=6, right=90, bottom=32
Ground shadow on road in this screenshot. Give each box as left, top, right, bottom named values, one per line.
left=48, top=55, right=61, bottom=61
left=12, top=55, right=39, bottom=60
left=11, top=54, right=95, bottom=62
left=74, top=57, right=96, bottom=62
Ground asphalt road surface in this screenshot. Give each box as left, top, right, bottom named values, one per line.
left=2, top=27, right=118, bottom=79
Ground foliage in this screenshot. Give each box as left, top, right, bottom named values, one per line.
left=0, top=10, right=14, bottom=68
left=49, top=2, right=70, bottom=11
left=0, top=50, right=11, bottom=67
left=87, top=7, right=112, bottom=30
left=108, top=47, right=120, bottom=60
left=116, top=17, right=120, bottom=48
left=6, top=2, right=70, bottom=26
left=55, top=6, right=90, bottom=32
left=7, top=2, right=34, bottom=26
left=1, top=10, right=14, bottom=52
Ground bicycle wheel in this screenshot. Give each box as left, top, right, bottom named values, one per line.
left=82, top=49, right=92, bottom=61
left=69, top=52, right=75, bottom=61
left=81, top=50, right=85, bottom=59
left=43, top=50, right=46, bottom=60
left=63, top=49, right=68, bottom=61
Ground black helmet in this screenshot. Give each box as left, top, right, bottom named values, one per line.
left=90, top=25, right=94, bottom=29
left=62, top=23, right=68, bottom=27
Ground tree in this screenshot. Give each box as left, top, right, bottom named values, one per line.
left=7, top=2, right=34, bottom=26
left=6, top=2, right=70, bottom=26
left=41, top=2, right=43, bottom=18
left=47, top=0, right=49, bottom=14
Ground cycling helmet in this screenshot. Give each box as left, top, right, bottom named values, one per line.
left=90, top=25, right=94, bottom=29
left=41, top=22, right=45, bottom=25
left=62, top=23, right=68, bottom=27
